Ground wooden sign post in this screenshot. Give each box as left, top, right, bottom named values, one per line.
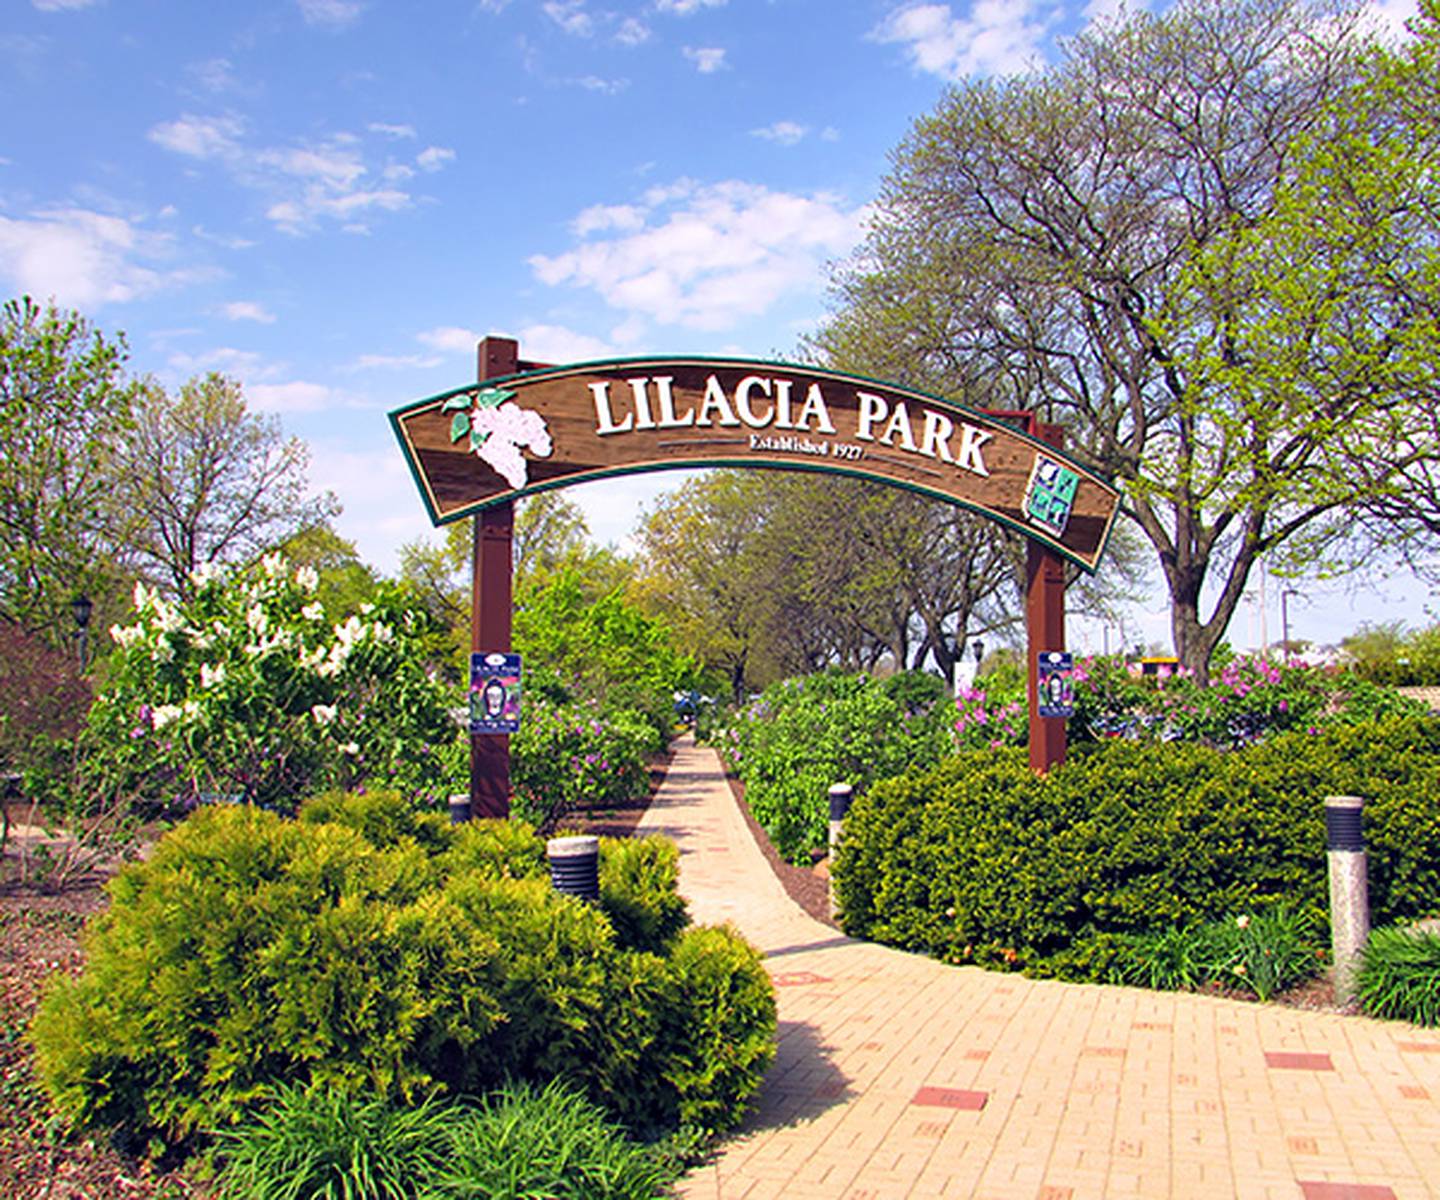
left=392, top=346, right=1125, bottom=813
left=1026, top=423, right=1069, bottom=775
left=467, top=337, right=519, bottom=819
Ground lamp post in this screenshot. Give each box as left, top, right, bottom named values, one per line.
left=972, top=639, right=985, bottom=679
left=71, top=593, right=93, bottom=671
left=1281, top=588, right=1300, bottom=660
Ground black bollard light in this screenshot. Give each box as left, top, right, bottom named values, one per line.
left=1325, top=795, right=1370, bottom=1006
left=827, top=783, right=853, bottom=922
left=448, top=794, right=471, bottom=824
left=547, top=834, right=600, bottom=901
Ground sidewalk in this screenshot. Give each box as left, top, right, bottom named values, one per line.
left=637, top=735, right=1440, bottom=1200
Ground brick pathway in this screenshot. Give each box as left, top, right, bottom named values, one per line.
left=637, top=735, right=1440, bottom=1199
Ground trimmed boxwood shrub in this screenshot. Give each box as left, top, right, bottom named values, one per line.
left=598, top=835, right=689, bottom=955
left=30, top=790, right=775, bottom=1151
left=833, top=717, right=1440, bottom=979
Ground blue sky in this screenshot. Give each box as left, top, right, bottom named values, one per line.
left=1, top=0, right=1426, bottom=653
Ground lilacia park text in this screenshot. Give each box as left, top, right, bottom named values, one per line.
left=590, top=373, right=995, bottom=478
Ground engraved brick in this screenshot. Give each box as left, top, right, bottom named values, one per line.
left=912, top=1085, right=988, bottom=1111
left=1264, top=1051, right=1334, bottom=1071
left=1297, top=1184, right=1397, bottom=1200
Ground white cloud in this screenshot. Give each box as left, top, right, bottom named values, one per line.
left=188, top=57, right=241, bottom=93
left=246, top=380, right=338, bottom=412
left=192, top=224, right=256, bottom=250
left=872, top=1, right=1055, bottom=78
left=576, top=75, right=629, bottom=93
left=0, top=208, right=182, bottom=307
left=416, top=145, right=456, bottom=172
left=516, top=324, right=614, bottom=364
left=312, top=447, right=430, bottom=573
left=543, top=0, right=593, bottom=36
left=616, top=17, right=651, bottom=45
left=219, top=300, right=276, bottom=324
left=169, top=346, right=271, bottom=377
left=353, top=352, right=444, bottom=370
left=751, top=120, right=809, bottom=146
left=572, top=203, right=646, bottom=236
left=412, top=323, right=617, bottom=366
left=655, top=0, right=727, bottom=14
left=297, top=0, right=364, bottom=28
left=1081, top=0, right=1144, bottom=23
left=683, top=46, right=727, bottom=73
left=529, top=179, right=869, bottom=334
left=150, top=113, right=246, bottom=159
left=417, top=325, right=485, bottom=354
left=32, top=0, right=100, bottom=10
left=1361, top=0, right=1419, bottom=38
left=150, top=114, right=432, bottom=234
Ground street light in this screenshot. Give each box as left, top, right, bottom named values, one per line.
left=71, top=593, right=93, bottom=671
left=1281, top=588, right=1300, bottom=660
left=973, top=639, right=985, bottom=676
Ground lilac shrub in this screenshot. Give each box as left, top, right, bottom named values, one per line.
left=1069, top=653, right=1422, bottom=747
left=87, top=556, right=461, bottom=813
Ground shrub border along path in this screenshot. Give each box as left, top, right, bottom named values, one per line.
left=643, top=735, right=1440, bottom=1200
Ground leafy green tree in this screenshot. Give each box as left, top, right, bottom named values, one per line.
left=634, top=472, right=785, bottom=701
left=0, top=296, right=139, bottom=643
left=1169, top=0, right=1440, bottom=578
left=513, top=491, right=591, bottom=585
left=398, top=493, right=607, bottom=665
left=275, top=522, right=380, bottom=618
left=516, top=565, right=694, bottom=735
left=117, top=373, right=338, bottom=599
left=814, top=0, right=1416, bottom=678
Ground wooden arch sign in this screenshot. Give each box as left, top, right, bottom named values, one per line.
left=391, top=355, right=1119, bottom=573
left=390, top=339, right=1124, bottom=817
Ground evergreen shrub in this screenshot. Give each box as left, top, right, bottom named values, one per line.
left=597, top=835, right=689, bottom=954
left=833, top=718, right=1440, bottom=979
left=30, top=791, right=775, bottom=1151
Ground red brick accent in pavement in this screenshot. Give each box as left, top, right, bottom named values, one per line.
left=1298, top=1183, right=1397, bottom=1200
left=911, top=1085, right=988, bottom=1110
left=1264, top=1051, right=1335, bottom=1070
left=770, top=972, right=829, bottom=987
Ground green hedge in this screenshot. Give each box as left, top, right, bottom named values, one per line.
left=833, top=717, right=1440, bottom=979
left=31, top=790, right=774, bottom=1151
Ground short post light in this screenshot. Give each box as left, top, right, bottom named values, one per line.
left=71, top=593, right=93, bottom=671
left=972, top=639, right=985, bottom=677
left=547, top=834, right=600, bottom=901
left=1325, top=795, right=1370, bottom=1006
left=828, top=782, right=853, bottom=922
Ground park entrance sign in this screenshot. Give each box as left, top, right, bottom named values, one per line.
left=391, top=356, right=1119, bottom=572
left=390, top=338, right=1124, bottom=819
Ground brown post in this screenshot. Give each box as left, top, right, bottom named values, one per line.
left=468, top=336, right=519, bottom=819
left=1026, top=422, right=1068, bottom=774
